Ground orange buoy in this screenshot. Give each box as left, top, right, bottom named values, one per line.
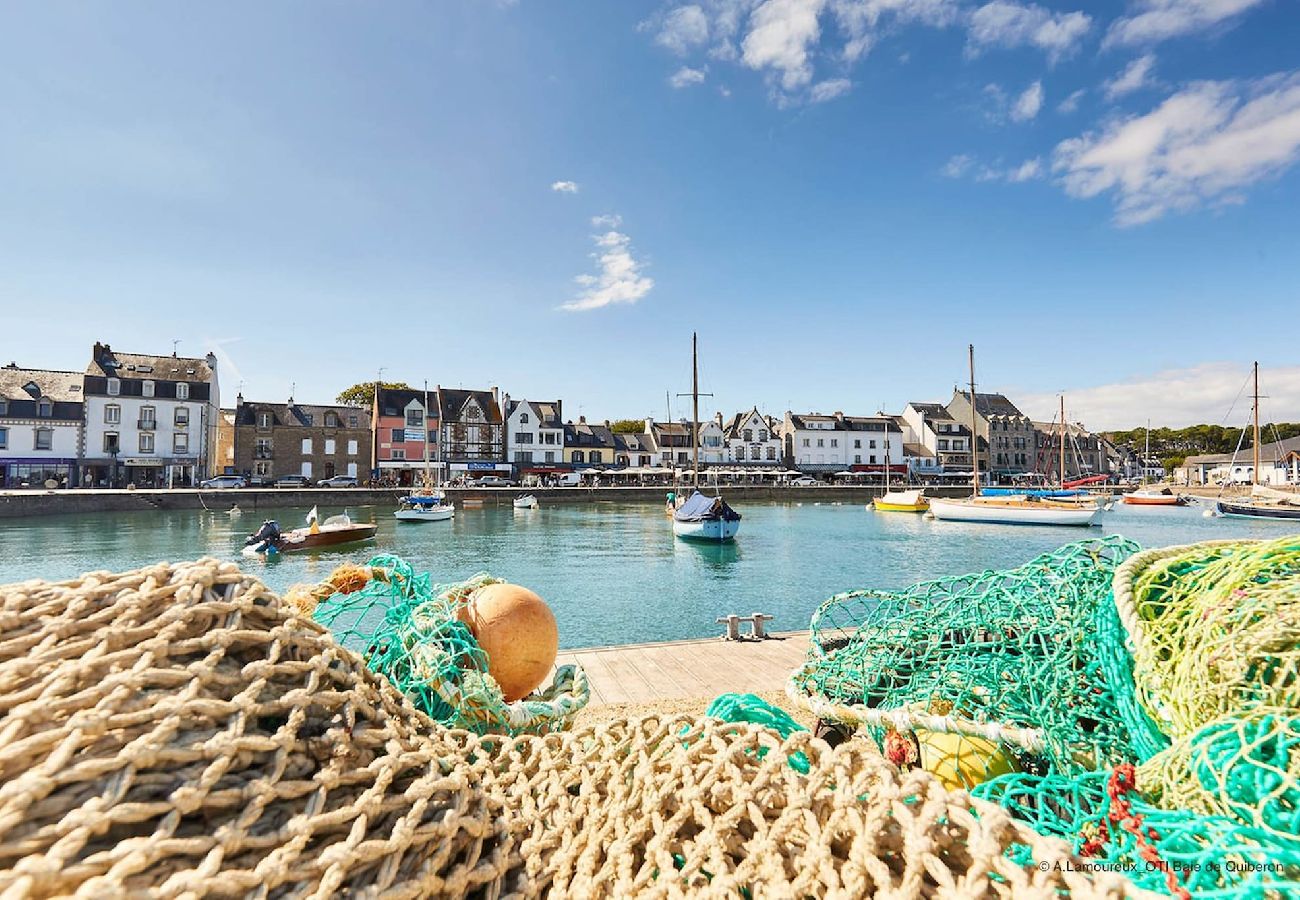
left=458, top=583, right=559, bottom=702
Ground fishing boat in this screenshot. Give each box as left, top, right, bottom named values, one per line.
left=1214, top=364, right=1300, bottom=520
left=927, top=347, right=1102, bottom=528
left=513, top=494, right=539, bottom=509
left=243, top=507, right=376, bottom=555
left=1123, top=420, right=1186, bottom=506
left=394, top=381, right=455, bottom=523
left=671, top=332, right=741, bottom=542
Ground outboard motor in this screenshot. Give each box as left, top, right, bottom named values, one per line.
left=245, top=520, right=282, bottom=553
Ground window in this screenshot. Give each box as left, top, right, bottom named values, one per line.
left=103, top=433, right=119, bottom=453
left=545, top=451, right=556, bottom=463
left=139, top=406, right=156, bottom=429
left=174, top=407, right=189, bottom=426
left=520, top=413, right=530, bottom=424
left=348, top=414, right=358, bottom=427
left=325, top=413, right=340, bottom=428
left=516, top=432, right=534, bottom=444
left=254, top=461, right=271, bottom=476
left=854, top=439, right=861, bottom=448
left=817, top=439, right=824, bottom=448
left=391, top=428, right=405, bottom=443
left=173, top=433, right=189, bottom=453
left=759, top=429, right=768, bottom=441
left=37, top=398, right=53, bottom=417
left=142, top=380, right=155, bottom=398
left=176, top=383, right=189, bottom=400
left=301, top=462, right=312, bottom=478
left=34, top=428, right=54, bottom=450
left=107, top=378, right=120, bottom=396
left=406, top=408, right=424, bottom=427
left=830, top=439, right=838, bottom=448
left=347, top=439, right=358, bottom=455
left=255, top=438, right=271, bottom=458
left=0, top=427, right=7, bottom=449
left=0, top=399, right=6, bottom=415
left=105, top=404, right=121, bottom=424
left=391, top=448, right=406, bottom=460
left=139, top=433, right=154, bottom=454
left=324, top=439, right=336, bottom=454
left=802, top=438, right=810, bottom=447
left=939, top=439, right=949, bottom=451
left=743, top=429, right=752, bottom=442
left=427, top=429, right=437, bottom=444
left=854, top=454, right=861, bottom=463
left=736, top=446, right=746, bottom=460
left=572, top=451, right=585, bottom=463
left=258, top=412, right=271, bottom=428
left=869, top=454, right=876, bottom=464
left=301, top=438, right=312, bottom=453
left=766, top=447, right=776, bottom=460
left=869, top=440, right=877, bottom=449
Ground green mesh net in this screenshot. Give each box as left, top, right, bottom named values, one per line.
left=309, top=554, right=588, bottom=735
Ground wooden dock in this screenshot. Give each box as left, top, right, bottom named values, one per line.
left=555, top=631, right=811, bottom=707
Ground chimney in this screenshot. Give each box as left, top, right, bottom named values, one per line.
left=491, top=385, right=499, bottom=409
left=236, top=392, right=244, bottom=406
left=604, top=419, right=611, bottom=429
left=578, top=415, right=586, bottom=425
left=205, top=351, right=217, bottom=369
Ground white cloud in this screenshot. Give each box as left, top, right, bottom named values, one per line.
left=1052, top=71, right=1300, bottom=225
left=809, top=77, right=852, bottom=102
left=1106, top=0, right=1265, bottom=47
left=669, top=65, right=709, bottom=87
left=1017, top=363, right=1300, bottom=431
left=1011, top=80, right=1044, bottom=121
left=563, top=217, right=655, bottom=312
left=830, top=0, right=962, bottom=61
left=967, top=1, right=1092, bottom=61
left=1058, top=88, right=1086, bottom=113
left=655, top=4, right=712, bottom=54
left=941, top=153, right=974, bottom=177
left=550, top=180, right=579, bottom=193
left=943, top=153, right=1043, bottom=182
left=1006, top=157, right=1044, bottom=181
left=741, top=0, right=827, bottom=91
left=1104, top=54, right=1158, bottom=100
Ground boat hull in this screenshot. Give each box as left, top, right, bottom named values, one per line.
left=394, top=507, right=454, bottom=522
left=672, top=518, right=740, bottom=542
left=248, top=523, right=378, bottom=554
left=1215, top=499, right=1300, bottom=520
left=928, top=497, right=1102, bottom=526
left=1123, top=493, right=1185, bottom=506
left=873, top=489, right=928, bottom=512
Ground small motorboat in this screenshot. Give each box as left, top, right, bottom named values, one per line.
left=672, top=491, right=741, bottom=542
left=395, top=493, right=455, bottom=522
left=243, top=508, right=377, bottom=555
left=513, top=494, right=539, bottom=509
left=872, top=489, right=929, bottom=513
left=1123, top=486, right=1188, bottom=506
left=927, top=495, right=1103, bottom=527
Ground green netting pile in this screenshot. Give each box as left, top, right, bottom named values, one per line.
left=307, top=554, right=589, bottom=735
left=789, top=534, right=1300, bottom=899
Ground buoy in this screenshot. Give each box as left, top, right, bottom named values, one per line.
left=1202, top=509, right=1216, bottom=518
left=914, top=729, right=1017, bottom=791
left=458, top=583, right=559, bottom=702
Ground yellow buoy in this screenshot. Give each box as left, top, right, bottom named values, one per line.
left=458, top=583, right=559, bottom=702
left=914, top=730, right=1017, bottom=791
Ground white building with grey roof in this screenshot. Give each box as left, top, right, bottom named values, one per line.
left=0, top=364, right=85, bottom=488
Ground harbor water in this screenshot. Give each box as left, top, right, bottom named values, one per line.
left=0, top=499, right=1288, bottom=649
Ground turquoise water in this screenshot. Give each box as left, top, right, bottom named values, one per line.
left=0, top=499, right=1291, bottom=649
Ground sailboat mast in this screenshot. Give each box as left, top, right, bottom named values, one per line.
left=1144, top=419, right=1150, bottom=486
left=423, top=381, right=431, bottom=489
left=1059, top=395, right=1066, bottom=490
left=969, top=344, right=980, bottom=498
left=692, top=332, right=700, bottom=490
left=1253, top=361, right=1260, bottom=486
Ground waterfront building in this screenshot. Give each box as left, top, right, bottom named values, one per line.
left=0, top=365, right=84, bottom=489
left=647, top=420, right=693, bottom=468
left=724, top=407, right=782, bottom=466
left=1031, top=421, right=1110, bottom=481
left=781, top=411, right=905, bottom=475
left=698, top=414, right=728, bottom=466
left=372, top=386, right=440, bottom=486
left=944, top=390, right=1034, bottom=480
left=504, top=396, right=565, bottom=478
left=563, top=417, right=617, bottom=467
left=613, top=430, right=658, bottom=467
left=899, top=402, right=973, bottom=474
left=232, top=396, right=371, bottom=484
left=1178, top=436, right=1300, bottom=486
left=81, top=343, right=219, bottom=488
left=437, top=386, right=509, bottom=479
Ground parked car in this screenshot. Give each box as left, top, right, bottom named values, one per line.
left=275, top=474, right=313, bottom=488
left=317, top=475, right=358, bottom=487
left=471, top=475, right=515, bottom=487
left=789, top=476, right=820, bottom=486
left=200, top=475, right=247, bottom=489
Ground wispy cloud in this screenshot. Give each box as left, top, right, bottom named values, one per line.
left=563, top=215, right=655, bottom=312
left=1053, top=71, right=1300, bottom=225
left=941, top=153, right=1043, bottom=182
left=1058, top=88, right=1086, bottom=113
left=1104, top=53, right=1158, bottom=100
left=1017, top=362, right=1300, bottom=430
left=550, top=180, right=579, bottom=193
left=669, top=65, right=708, bottom=88
left=809, top=77, right=852, bottom=103
left=941, top=153, right=974, bottom=177
left=1011, top=80, right=1044, bottom=121
left=966, top=1, right=1092, bottom=62
left=1105, top=0, right=1266, bottom=47
left=653, top=3, right=712, bottom=54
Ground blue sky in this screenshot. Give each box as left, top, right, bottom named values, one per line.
left=1, top=0, right=1297, bottom=429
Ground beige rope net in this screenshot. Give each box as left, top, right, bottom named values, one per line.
left=0, top=559, right=1142, bottom=899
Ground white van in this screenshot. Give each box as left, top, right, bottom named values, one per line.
left=555, top=472, right=584, bottom=487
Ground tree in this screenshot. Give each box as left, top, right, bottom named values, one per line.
left=335, top=381, right=414, bottom=408
left=610, top=419, right=646, bottom=433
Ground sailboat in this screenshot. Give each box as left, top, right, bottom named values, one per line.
left=672, top=333, right=742, bottom=542
left=873, top=426, right=927, bottom=512
left=1124, top=419, right=1187, bottom=506
left=1036, top=398, right=1105, bottom=510
left=395, top=382, right=455, bottom=522
left=1215, top=363, right=1300, bottom=520
left=927, top=346, right=1103, bottom=527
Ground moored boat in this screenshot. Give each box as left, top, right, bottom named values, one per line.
left=928, top=495, right=1103, bottom=526
left=244, top=509, right=377, bottom=555
left=672, top=491, right=742, bottom=541
left=395, top=493, right=455, bottom=522
left=513, top=494, right=539, bottom=509
left=1211, top=364, right=1300, bottom=521
left=1124, top=486, right=1187, bottom=506
left=873, top=489, right=929, bottom=513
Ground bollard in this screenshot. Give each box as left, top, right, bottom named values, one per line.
left=750, top=613, right=775, bottom=639
left=716, top=614, right=742, bottom=641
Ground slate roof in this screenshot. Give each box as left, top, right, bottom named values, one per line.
left=235, top=402, right=370, bottom=429
left=953, top=391, right=1028, bottom=419
left=438, top=388, right=502, bottom=424
left=564, top=421, right=616, bottom=449
left=375, top=387, right=439, bottom=419
left=0, top=366, right=84, bottom=403
left=614, top=431, right=657, bottom=453
left=86, top=343, right=214, bottom=383
left=508, top=399, right=564, bottom=428
left=724, top=407, right=774, bottom=440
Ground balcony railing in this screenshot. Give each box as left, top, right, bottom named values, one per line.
left=138, top=420, right=157, bottom=430
left=254, top=450, right=274, bottom=459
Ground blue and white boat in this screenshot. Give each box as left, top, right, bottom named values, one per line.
left=672, top=491, right=742, bottom=542
left=395, top=492, right=454, bottom=522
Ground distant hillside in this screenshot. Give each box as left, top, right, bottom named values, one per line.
left=1104, top=422, right=1300, bottom=470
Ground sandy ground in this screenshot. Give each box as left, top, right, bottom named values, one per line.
left=572, top=690, right=818, bottom=730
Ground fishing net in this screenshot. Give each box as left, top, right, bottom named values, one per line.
left=299, top=555, right=589, bottom=736
left=789, top=536, right=1146, bottom=778
left=0, top=559, right=1142, bottom=899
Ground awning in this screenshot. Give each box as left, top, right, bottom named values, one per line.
left=449, top=463, right=512, bottom=472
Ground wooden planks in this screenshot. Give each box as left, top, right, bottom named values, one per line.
left=556, top=631, right=811, bottom=707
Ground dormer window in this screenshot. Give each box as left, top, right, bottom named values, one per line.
left=37, top=398, right=53, bottom=417
left=142, top=380, right=155, bottom=397
left=176, top=383, right=189, bottom=400
left=406, top=408, right=424, bottom=427
left=107, top=378, right=120, bottom=396
left=520, top=413, right=529, bottom=424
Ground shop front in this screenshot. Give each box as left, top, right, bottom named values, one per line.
left=119, top=456, right=200, bottom=488
left=449, top=461, right=512, bottom=483
left=376, top=459, right=445, bottom=487
left=1, top=457, right=79, bottom=489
